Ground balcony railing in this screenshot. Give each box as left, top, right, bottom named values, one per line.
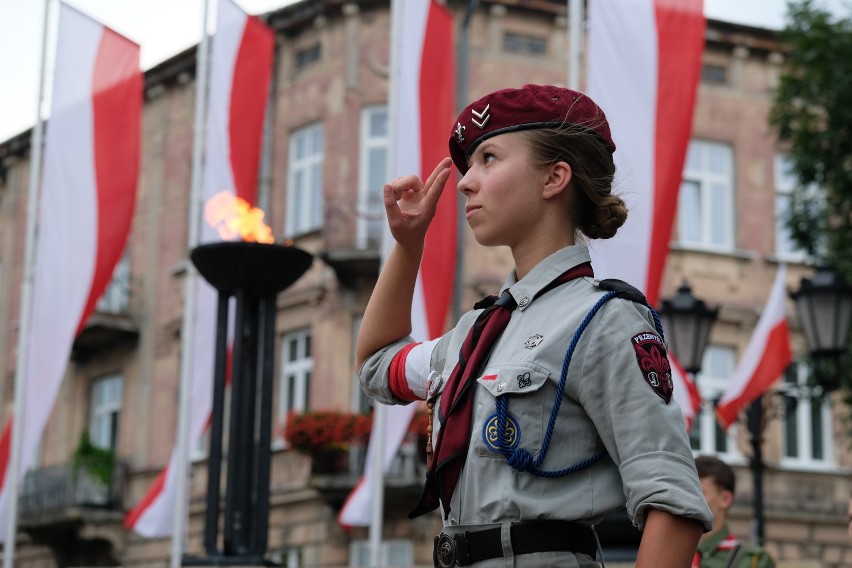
left=19, top=461, right=125, bottom=522
left=347, top=435, right=423, bottom=481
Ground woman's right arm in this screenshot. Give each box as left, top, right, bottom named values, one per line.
left=355, top=158, right=453, bottom=371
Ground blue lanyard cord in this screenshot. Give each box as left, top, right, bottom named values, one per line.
left=494, top=293, right=667, bottom=477
left=649, top=305, right=665, bottom=341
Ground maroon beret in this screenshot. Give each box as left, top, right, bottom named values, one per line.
left=448, top=84, right=616, bottom=174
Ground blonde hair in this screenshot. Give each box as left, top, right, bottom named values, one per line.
left=519, top=128, right=627, bottom=240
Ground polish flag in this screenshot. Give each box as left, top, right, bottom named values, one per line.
left=587, top=0, right=705, bottom=308
left=338, top=0, right=456, bottom=528
left=0, top=3, right=140, bottom=539
left=670, top=353, right=701, bottom=431
left=586, top=0, right=705, bottom=428
left=125, top=0, right=273, bottom=536
left=717, top=265, right=792, bottom=430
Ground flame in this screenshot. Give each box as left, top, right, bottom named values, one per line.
left=204, top=191, right=274, bottom=244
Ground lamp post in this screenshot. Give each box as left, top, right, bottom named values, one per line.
left=658, top=281, right=719, bottom=374
left=744, top=265, right=852, bottom=546
left=789, top=266, right=852, bottom=393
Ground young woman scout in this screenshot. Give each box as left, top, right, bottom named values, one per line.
left=355, top=84, right=712, bottom=568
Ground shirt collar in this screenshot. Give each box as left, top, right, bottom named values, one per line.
left=500, top=245, right=593, bottom=309
left=698, top=526, right=734, bottom=555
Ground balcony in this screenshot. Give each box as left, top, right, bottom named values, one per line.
left=73, top=261, right=139, bottom=360
left=19, top=461, right=126, bottom=525
left=18, top=461, right=126, bottom=566
left=308, top=434, right=426, bottom=508
left=319, top=246, right=380, bottom=288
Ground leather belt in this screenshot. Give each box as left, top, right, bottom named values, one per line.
left=433, top=521, right=595, bottom=567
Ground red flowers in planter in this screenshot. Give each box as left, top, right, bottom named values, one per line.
left=284, top=410, right=372, bottom=454
left=283, top=408, right=431, bottom=455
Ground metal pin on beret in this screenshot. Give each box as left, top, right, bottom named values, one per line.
left=448, top=84, right=617, bottom=174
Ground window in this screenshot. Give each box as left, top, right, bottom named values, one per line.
left=285, top=123, right=324, bottom=236
left=350, top=539, right=413, bottom=567
left=781, top=361, right=833, bottom=466
left=270, top=548, right=301, bottom=567
left=90, top=374, right=123, bottom=451
left=357, top=105, right=388, bottom=250
left=503, top=32, right=547, bottom=55
left=774, top=154, right=810, bottom=260
left=689, top=346, right=739, bottom=458
left=701, top=64, right=728, bottom=84
left=97, top=252, right=130, bottom=314
left=279, top=329, right=312, bottom=442
left=296, top=43, right=321, bottom=69
left=678, top=140, right=735, bottom=251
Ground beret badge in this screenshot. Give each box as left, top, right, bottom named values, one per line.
left=471, top=103, right=490, bottom=129
left=454, top=122, right=466, bottom=144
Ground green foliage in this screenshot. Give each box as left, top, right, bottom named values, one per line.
left=769, top=0, right=852, bottom=277
left=73, top=431, right=115, bottom=488
left=770, top=1, right=852, bottom=396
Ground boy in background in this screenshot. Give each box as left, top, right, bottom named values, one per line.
left=695, top=455, right=775, bottom=568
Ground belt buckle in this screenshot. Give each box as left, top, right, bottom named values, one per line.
left=435, top=533, right=456, bottom=568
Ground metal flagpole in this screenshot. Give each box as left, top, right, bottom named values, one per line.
left=453, top=0, right=480, bottom=323
left=171, top=0, right=211, bottom=566
left=3, top=1, right=51, bottom=565
left=367, top=1, right=406, bottom=564
left=569, top=0, right=583, bottom=90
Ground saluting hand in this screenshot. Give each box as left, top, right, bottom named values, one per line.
left=383, top=157, right=453, bottom=251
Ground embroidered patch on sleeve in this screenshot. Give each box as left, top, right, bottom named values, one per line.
left=630, top=332, right=673, bottom=403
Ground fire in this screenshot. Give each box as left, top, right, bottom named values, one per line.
left=204, top=191, right=274, bottom=244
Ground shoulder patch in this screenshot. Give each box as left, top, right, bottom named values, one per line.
left=630, top=331, right=673, bottom=403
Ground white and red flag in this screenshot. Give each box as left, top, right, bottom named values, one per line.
left=0, top=2, right=141, bottom=539
left=586, top=0, right=705, bottom=428
left=125, top=0, right=273, bottom=536
left=337, top=0, right=456, bottom=528
left=671, top=355, right=701, bottom=431
left=587, top=0, right=705, bottom=308
left=717, top=265, right=792, bottom=430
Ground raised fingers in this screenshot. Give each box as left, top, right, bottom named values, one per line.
left=422, top=158, right=453, bottom=210
left=424, top=157, right=453, bottom=190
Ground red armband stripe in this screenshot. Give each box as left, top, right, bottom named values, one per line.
left=389, top=342, right=421, bottom=402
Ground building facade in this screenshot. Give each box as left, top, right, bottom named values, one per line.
left=0, top=1, right=849, bottom=566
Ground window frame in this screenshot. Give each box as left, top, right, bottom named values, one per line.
left=89, top=374, right=123, bottom=452
left=689, top=345, right=741, bottom=461
left=285, top=122, right=324, bottom=237
left=357, top=105, right=389, bottom=250
left=773, top=153, right=811, bottom=262
left=779, top=360, right=834, bottom=468
left=677, top=140, right=736, bottom=252
left=277, top=328, right=313, bottom=447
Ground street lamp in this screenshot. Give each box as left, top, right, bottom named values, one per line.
left=745, top=265, right=852, bottom=547
left=658, top=281, right=719, bottom=374
left=789, top=266, right=852, bottom=393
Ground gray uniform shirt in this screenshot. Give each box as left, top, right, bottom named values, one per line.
left=361, top=245, right=712, bottom=538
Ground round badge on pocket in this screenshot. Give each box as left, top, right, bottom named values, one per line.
left=481, top=412, right=521, bottom=453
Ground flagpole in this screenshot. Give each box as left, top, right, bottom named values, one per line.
left=568, top=0, right=583, bottom=90
left=171, top=0, right=211, bottom=566
left=453, top=0, right=479, bottom=324
left=3, top=1, right=51, bottom=565
left=366, top=1, right=406, bottom=564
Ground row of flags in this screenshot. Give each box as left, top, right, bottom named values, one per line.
left=0, top=0, right=798, bottom=559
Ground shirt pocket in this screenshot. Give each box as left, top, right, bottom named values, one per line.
left=472, top=362, right=550, bottom=459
